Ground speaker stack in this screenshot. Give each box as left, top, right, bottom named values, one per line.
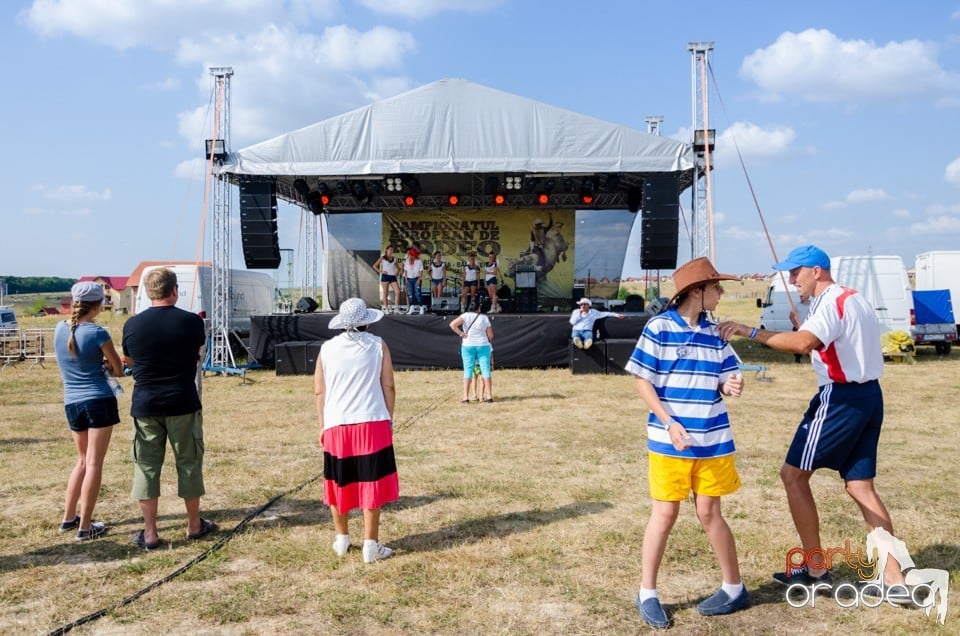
left=640, top=175, right=680, bottom=270
left=514, top=265, right=538, bottom=313
left=239, top=178, right=281, bottom=269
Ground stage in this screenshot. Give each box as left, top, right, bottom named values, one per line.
left=249, top=311, right=650, bottom=374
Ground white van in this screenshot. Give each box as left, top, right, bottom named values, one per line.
left=830, top=255, right=913, bottom=333
left=914, top=250, right=960, bottom=332
left=758, top=276, right=809, bottom=332
left=0, top=307, right=17, bottom=331
left=135, top=265, right=274, bottom=334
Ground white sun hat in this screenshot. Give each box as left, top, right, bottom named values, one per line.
left=576, top=298, right=592, bottom=307
left=328, top=298, right=384, bottom=330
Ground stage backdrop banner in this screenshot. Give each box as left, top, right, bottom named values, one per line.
left=383, top=209, right=575, bottom=303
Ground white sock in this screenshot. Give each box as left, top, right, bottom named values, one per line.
left=638, top=586, right=658, bottom=602
left=722, top=581, right=745, bottom=598
left=363, top=539, right=378, bottom=547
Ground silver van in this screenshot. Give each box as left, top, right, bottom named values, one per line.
left=0, top=308, right=17, bottom=331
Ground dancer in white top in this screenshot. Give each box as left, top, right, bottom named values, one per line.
left=372, top=246, right=400, bottom=313
left=461, top=253, right=481, bottom=312
left=429, top=251, right=447, bottom=301
left=484, top=251, right=501, bottom=313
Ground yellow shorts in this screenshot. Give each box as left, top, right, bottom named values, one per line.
left=648, top=453, right=740, bottom=501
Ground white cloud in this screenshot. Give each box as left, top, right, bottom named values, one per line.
left=891, top=208, right=911, bottom=218
left=925, top=202, right=960, bottom=215
left=740, top=28, right=959, bottom=103
left=175, top=24, right=416, bottom=145
left=19, top=0, right=338, bottom=50
left=909, top=215, right=960, bottom=235
left=946, top=157, right=960, bottom=186
left=846, top=188, right=891, bottom=203
left=356, top=0, right=503, bottom=19
left=675, top=121, right=797, bottom=168
left=821, top=200, right=846, bottom=210
left=142, top=77, right=181, bottom=92
left=32, top=184, right=112, bottom=201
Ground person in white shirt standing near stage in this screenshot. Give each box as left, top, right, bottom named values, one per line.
left=403, top=247, right=425, bottom=315
left=569, top=298, right=623, bottom=349
left=719, top=245, right=906, bottom=592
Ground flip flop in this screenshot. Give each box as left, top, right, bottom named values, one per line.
left=187, top=518, right=218, bottom=540
left=131, top=529, right=161, bottom=550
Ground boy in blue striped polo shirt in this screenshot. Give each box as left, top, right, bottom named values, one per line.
left=625, top=257, right=749, bottom=628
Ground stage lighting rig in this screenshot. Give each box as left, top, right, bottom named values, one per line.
left=293, top=178, right=310, bottom=197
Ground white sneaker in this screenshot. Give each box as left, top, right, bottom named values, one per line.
left=418, top=305, right=425, bottom=315
left=362, top=540, right=393, bottom=563
left=406, top=305, right=416, bottom=315
left=332, top=534, right=350, bottom=557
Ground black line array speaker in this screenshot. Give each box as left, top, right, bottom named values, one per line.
left=240, top=178, right=281, bottom=269
left=640, top=175, right=680, bottom=270
left=514, top=287, right=538, bottom=313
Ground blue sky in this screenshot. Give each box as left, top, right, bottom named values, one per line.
left=3, top=0, right=960, bottom=280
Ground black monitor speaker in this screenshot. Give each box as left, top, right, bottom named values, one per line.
left=295, top=297, right=318, bottom=314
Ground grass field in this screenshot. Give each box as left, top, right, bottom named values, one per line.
left=0, top=283, right=957, bottom=634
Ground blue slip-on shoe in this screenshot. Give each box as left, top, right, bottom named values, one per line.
left=696, top=588, right=750, bottom=616
left=636, top=595, right=669, bottom=629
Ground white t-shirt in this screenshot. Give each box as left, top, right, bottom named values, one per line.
left=403, top=258, right=423, bottom=279
left=459, top=312, right=492, bottom=346
left=430, top=260, right=446, bottom=279
left=801, top=284, right=884, bottom=386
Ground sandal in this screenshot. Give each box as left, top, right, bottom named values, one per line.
left=482, top=398, right=494, bottom=403
left=131, top=529, right=161, bottom=550
left=460, top=399, right=470, bottom=403
left=187, top=518, right=218, bottom=540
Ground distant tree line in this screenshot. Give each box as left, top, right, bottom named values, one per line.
left=2, top=276, right=76, bottom=294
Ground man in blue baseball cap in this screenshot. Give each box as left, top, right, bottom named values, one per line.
left=719, top=245, right=907, bottom=596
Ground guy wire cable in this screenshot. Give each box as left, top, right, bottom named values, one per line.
left=48, top=397, right=437, bottom=634
left=48, top=472, right=322, bottom=635
left=706, top=61, right=797, bottom=317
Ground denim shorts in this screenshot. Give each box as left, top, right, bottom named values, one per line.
left=380, top=274, right=397, bottom=283
left=65, top=397, right=120, bottom=432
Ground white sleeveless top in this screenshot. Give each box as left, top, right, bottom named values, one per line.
left=464, top=263, right=480, bottom=282
left=319, top=332, right=390, bottom=429
left=430, top=261, right=445, bottom=279
left=381, top=257, right=397, bottom=276
left=484, top=260, right=498, bottom=283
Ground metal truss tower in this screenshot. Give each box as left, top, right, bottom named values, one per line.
left=645, top=115, right=664, bottom=136
left=207, top=66, right=236, bottom=374
left=688, top=42, right=715, bottom=261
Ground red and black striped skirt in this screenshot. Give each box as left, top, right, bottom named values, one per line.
left=322, top=419, right=399, bottom=514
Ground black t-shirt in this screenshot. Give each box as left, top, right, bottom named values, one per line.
left=122, top=305, right=206, bottom=418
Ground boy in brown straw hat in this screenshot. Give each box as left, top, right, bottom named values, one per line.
left=624, top=257, right=749, bottom=627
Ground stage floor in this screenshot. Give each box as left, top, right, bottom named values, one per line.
left=250, top=311, right=649, bottom=372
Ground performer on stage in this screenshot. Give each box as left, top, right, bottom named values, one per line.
left=461, top=253, right=481, bottom=311
left=430, top=251, right=447, bottom=302
left=484, top=251, right=501, bottom=314
left=403, top=248, right=425, bottom=315
left=372, top=246, right=400, bottom=314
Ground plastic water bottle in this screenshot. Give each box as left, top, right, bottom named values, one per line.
left=104, top=367, right=124, bottom=397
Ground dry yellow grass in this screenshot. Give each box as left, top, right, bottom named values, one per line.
left=0, top=291, right=957, bottom=635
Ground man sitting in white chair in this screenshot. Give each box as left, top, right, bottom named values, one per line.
left=569, top=298, right=623, bottom=349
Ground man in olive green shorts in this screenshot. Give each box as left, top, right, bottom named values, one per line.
left=122, top=268, right=217, bottom=549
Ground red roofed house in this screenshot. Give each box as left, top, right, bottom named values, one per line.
left=75, top=275, right=131, bottom=313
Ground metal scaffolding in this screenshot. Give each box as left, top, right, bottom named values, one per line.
left=688, top=42, right=715, bottom=261
left=206, top=66, right=239, bottom=375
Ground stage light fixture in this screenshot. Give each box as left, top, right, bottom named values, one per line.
left=335, top=180, right=349, bottom=195
left=369, top=180, right=384, bottom=195
left=318, top=182, right=331, bottom=206
left=403, top=194, right=417, bottom=207
left=293, top=178, right=310, bottom=197
left=447, top=194, right=460, bottom=206
left=580, top=193, right=594, bottom=205
left=493, top=193, right=506, bottom=206
left=305, top=190, right=324, bottom=215
left=504, top=175, right=522, bottom=190
left=485, top=176, right=500, bottom=194
left=544, top=178, right=556, bottom=193
left=562, top=177, right=576, bottom=192
left=605, top=173, right=621, bottom=191
left=350, top=181, right=369, bottom=202
left=524, top=177, right=540, bottom=193
left=385, top=176, right=403, bottom=192
left=402, top=175, right=421, bottom=195
left=204, top=139, right=226, bottom=161
left=537, top=192, right=550, bottom=205
left=580, top=176, right=597, bottom=205
left=693, top=128, right=716, bottom=153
